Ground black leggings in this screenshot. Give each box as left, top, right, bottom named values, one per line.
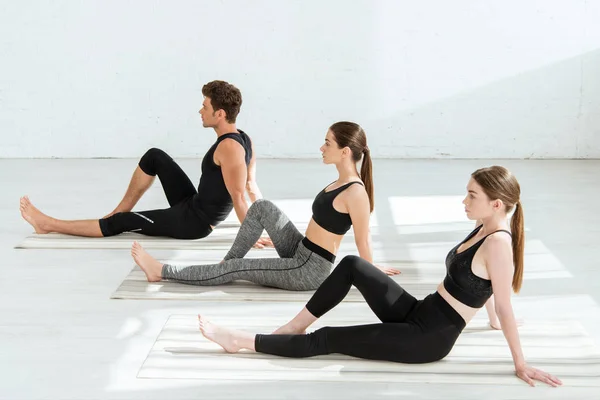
left=99, top=148, right=212, bottom=239
left=255, top=255, right=466, bottom=364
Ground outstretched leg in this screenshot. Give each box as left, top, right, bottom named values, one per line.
left=162, top=253, right=328, bottom=291
left=198, top=315, right=458, bottom=364
left=132, top=238, right=331, bottom=291
left=21, top=194, right=209, bottom=239
left=20, top=196, right=103, bottom=237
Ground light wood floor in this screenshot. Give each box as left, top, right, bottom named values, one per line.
left=1, top=158, right=599, bottom=399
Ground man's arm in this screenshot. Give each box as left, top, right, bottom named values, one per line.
left=215, top=139, right=249, bottom=224
left=245, top=139, right=262, bottom=202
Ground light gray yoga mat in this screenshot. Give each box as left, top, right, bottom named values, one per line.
left=111, top=247, right=569, bottom=302
left=15, top=226, right=245, bottom=250
left=14, top=198, right=318, bottom=249
left=138, top=315, right=600, bottom=386
left=111, top=262, right=440, bottom=301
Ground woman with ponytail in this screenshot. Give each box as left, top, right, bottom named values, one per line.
left=130, top=121, right=398, bottom=291
left=196, top=166, right=562, bottom=388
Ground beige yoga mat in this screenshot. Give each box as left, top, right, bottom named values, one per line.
left=14, top=198, right=320, bottom=250
left=111, top=262, right=441, bottom=301
left=15, top=227, right=246, bottom=250
left=111, top=250, right=564, bottom=302
left=138, top=315, right=600, bottom=386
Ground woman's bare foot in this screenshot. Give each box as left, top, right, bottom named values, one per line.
left=131, top=241, right=163, bottom=282
left=19, top=196, right=51, bottom=234
left=272, top=323, right=306, bottom=335
left=198, top=315, right=243, bottom=353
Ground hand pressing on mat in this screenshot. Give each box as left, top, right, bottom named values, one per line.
left=376, top=265, right=401, bottom=276
left=131, top=241, right=163, bottom=282
left=516, top=364, right=562, bottom=387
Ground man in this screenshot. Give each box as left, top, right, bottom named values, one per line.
left=20, top=80, right=271, bottom=246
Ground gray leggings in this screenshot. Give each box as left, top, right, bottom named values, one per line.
left=161, top=199, right=334, bottom=290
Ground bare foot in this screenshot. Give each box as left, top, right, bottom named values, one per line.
left=272, top=323, right=306, bottom=335
left=198, top=315, right=242, bottom=353
left=19, top=196, right=51, bottom=234
left=131, top=241, right=163, bottom=282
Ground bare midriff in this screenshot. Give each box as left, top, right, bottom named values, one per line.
left=436, top=283, right=480, bottom=324
left=304, top=218, right=344, bottom=255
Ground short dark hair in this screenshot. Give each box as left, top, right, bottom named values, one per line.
left=201, top=80, right=242, bottom=123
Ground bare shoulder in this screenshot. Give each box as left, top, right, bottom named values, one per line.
left=343, top=182, right=369, bottom=211
left=214, top=138, right=246, bottom=168
left=215, top=138, right=245, bottom=162
left=482, top=231, right=513, bottom=255
left=344, top=181, right=367, bottom=198
left=217, top=137, right=244, bottom=152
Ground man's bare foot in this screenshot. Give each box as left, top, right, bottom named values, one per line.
left=272, top=323, right=306, bottom=335
left=198, top=315, right=242, bottom=353
left=19, top=196, right=51, bottom=234
left=131, top=241, right=163, bottom=282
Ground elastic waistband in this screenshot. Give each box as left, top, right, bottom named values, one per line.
left=431, top=292, right=466, bottom=330
left=301, top=237, right=335, bottom=263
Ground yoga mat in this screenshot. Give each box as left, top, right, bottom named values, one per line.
left=138, top=315, right=600, bottom=386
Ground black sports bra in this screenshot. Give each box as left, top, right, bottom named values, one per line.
left=443, top=225, right=512, bottom=308
left=311, top=181, right=364, bottom=235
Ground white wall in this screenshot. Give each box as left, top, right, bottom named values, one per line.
left=1, top=0, right=599, bottom=159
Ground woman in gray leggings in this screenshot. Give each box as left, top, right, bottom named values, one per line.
left=130, top=121, right=399, bottom=291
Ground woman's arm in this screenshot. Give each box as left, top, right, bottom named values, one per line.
left=486, top=234, right=561, bottom=387
left=346, top=186, right=373, bottom=262
left=346, top=186, right=400, bottom=276
left=485, top=296, right=501, bottom=329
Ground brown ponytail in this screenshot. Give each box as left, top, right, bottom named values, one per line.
left=510, top=201, right=524, bottom=292
left=329, top=121, right=375, bottom=212
left=361, top=148, right=374, bottom=213
left=471, top=166, right=524, bottom=293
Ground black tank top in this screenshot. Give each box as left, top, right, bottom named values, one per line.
left=311, top=181, right=364, bottom=235
left=193, top=130, right=252, bottom=225
left=443, top=225, right=512, bottom=308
